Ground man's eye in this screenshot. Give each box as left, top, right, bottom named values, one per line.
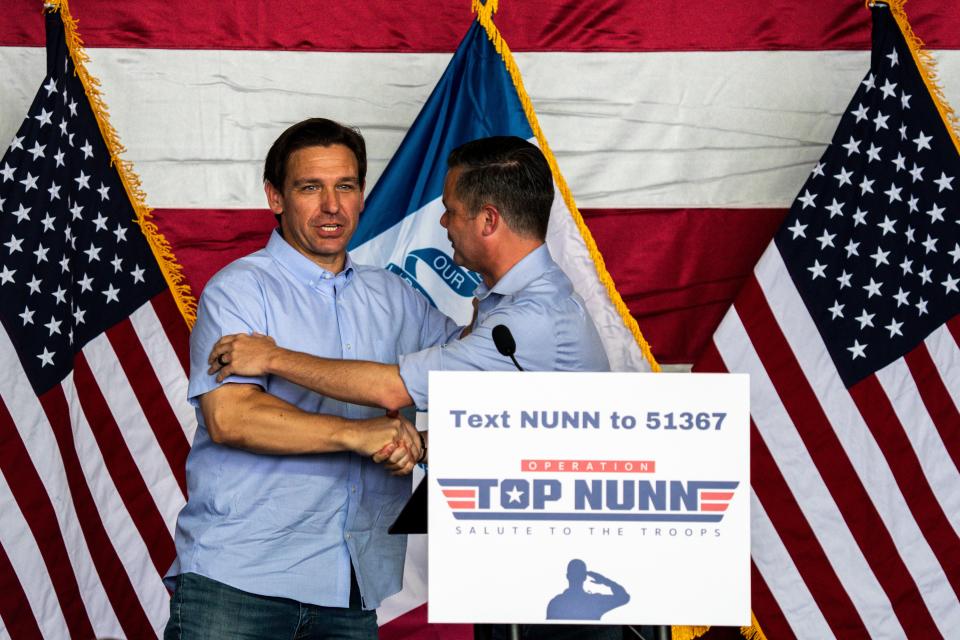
left=336, top=184, right=355, bottom=191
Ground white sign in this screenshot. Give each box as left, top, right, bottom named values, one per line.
left=427, top=371, right=750, bottom=626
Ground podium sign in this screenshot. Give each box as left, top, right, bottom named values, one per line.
left=427, top=372, right=750, bottom=626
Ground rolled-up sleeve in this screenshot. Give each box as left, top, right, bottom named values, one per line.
left=397, top=307, right=552, bottom=408
left=187, top=272, right=269, bottom=406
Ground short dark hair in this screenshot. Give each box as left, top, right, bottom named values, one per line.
left=264, top=118, right=367, bottom=191
left=447, top=136, right=553, bottom=240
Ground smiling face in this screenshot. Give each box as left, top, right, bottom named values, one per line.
left=265, top=144, right=364, bottom=273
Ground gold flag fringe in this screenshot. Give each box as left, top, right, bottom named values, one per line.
left=470, top=0, right=660, bottom=372
left=49, top=0, right=197, bottom=327
left=881, top=0, right=960, bottom=156
left=740, top=612, right=769, bottom=640
left=671, top=610, right=767, bottom=640
left=671, top=625, right=710, bottom=640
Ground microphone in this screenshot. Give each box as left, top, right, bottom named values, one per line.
left=492, top=324, right=523, bottom=371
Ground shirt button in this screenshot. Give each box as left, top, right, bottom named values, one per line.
left=351, top=485, right=357, bottom=493
left=345, top=344, right=352, bottom=350
left=345, top=533, right=352, bottom=540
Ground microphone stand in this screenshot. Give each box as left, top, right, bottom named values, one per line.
left=492, top=325, right=523, bottom=640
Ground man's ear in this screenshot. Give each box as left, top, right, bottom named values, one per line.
left=480, top=204, right=500, bottom=237
left=264, top=180, right=283, bottom=215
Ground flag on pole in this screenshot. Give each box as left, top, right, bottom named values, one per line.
left=351, top=0, right=657, bottom=374
left=355, top=2, right=658, bottom=634
left=0, top=1, right=195, bottom=637
left=694, top=1, right=960, bottom=638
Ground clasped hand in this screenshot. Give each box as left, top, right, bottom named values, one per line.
left=371, top=411, right=425, bottom=476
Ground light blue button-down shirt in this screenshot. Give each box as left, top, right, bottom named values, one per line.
left=167, top=230, right=458, bottom=609
left=398, top=244, right=610, bottom=407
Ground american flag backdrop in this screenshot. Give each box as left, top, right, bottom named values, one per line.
left=0, top=3, right=195, bottom=638
left=3, top=0, right=959, bottom=369
left=2, top=0, right=960, bottom=639
left=694, top=3, right=960, bottom=638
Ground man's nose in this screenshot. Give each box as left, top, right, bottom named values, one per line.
left=320, top=188, right=339, bottom=213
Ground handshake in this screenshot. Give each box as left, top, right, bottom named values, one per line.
left=207, top=332, right=426, bottom=476
left=370, top=410, right=427, bottom=476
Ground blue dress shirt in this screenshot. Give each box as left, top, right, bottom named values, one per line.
left=167, top=230, right=458, bottom=609
left=398, top=244, right=610, bottom=407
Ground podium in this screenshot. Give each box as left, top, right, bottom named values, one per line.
left=424, top=371, right=751, bottom=628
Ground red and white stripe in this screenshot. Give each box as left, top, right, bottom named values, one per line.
left=697, top=244, right=960, bottom=638
left=0, top=293, right=195, bottom=639
left=3, top=1, right=960, bottom=637
left=4, top=0, right=960, bottom=366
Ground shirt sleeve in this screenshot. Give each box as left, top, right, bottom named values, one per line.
left=398, top=304, right=555, bottom=408
left=186, top=269, right=269, bottom=406
left=417, top=294, right=462, bottom=350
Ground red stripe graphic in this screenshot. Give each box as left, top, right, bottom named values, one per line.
left=38, top=387, right=157, bottom=639
left=446, top=501, right=475, bottom=510
left=700, top=504, right=729, bottom=512
left=736, top=275, right=939, bottom=636
left=441, top=489, right=475, bottom=498
left=521, top=459, right=654, bottom=472
left=72, top=354, right=177, bottom=577
left=0, top=399, right=95, bottom=639
left=701, top=492, right=735, bottom=500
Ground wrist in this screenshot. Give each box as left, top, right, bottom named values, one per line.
left=416, top=430, right=427, bottom=463
left=264, top=346, right=285, bottom=376
left=333, top=416, right=362, bottom=453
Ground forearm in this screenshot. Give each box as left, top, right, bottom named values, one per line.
left=201, top=385, right=405, bottom=456
left=267, top=349, right=413, bottom=410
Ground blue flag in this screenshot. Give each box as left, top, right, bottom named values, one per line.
left=351, top=21, right=529, bottom=321
left=361, top=7, right=658, bottom=629
left=351, top=14, right=656, bottom=373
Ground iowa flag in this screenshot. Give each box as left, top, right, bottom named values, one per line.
left=363, top=3, right=657, bottom=635
left=352, top=2, right=657, bottom=374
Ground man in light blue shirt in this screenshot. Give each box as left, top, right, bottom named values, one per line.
left=164, top=119, right=458, bottom=640
left=209, top=137, right=609, bottom=409
left=208, top=136, right=616, bottom=640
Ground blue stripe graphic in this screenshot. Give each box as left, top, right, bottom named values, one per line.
left=450, top=513, right=725, bottom=523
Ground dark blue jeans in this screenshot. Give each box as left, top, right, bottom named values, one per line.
left=164, top=573, right=378, bottom=640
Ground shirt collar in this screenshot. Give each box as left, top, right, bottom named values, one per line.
left=265, top=229, right=355, bottom=287
left=474, top=243, right=551, bottom=301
